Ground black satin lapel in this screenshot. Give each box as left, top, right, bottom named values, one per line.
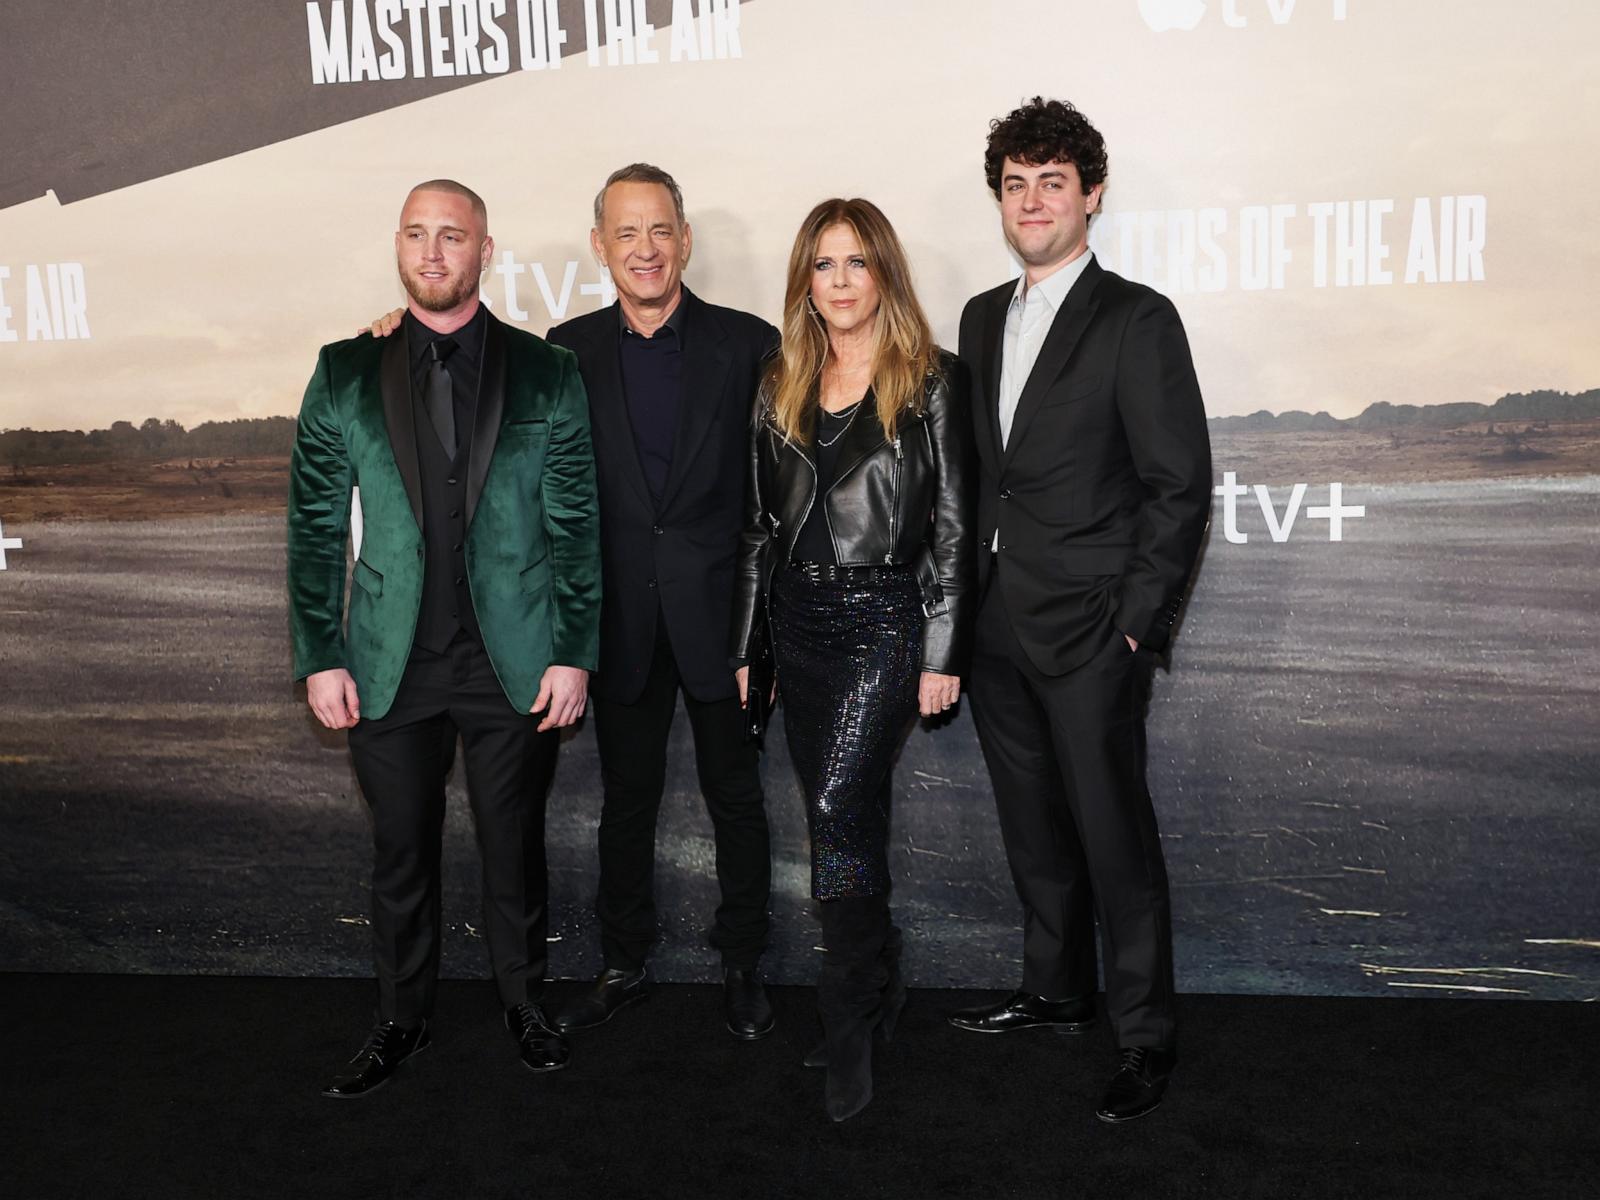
left=465, top=313, right=506, bottom=529
left=1002, top=298, right=1099, bottom=468
left=657, top=310, right=729, bottom=513
left=981, top=290, right=1007, bottom=461
left=380, top=334, right=423, bottom=531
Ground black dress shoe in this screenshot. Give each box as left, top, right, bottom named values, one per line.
left=724, top=967, right=775, bottom=1040
left=506, top=1002, right=571, bottom=1073
left=1095, top=1046, right=1176, bottom=1123
left=947, top=990, right=1095, bottom=1034
left=554, top=967, right=647, bottom=1031
left=320, top=1020, right=429, bottom=1099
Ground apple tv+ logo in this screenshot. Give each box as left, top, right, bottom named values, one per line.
left=1138, top=0, right=1207, bottom=31
left=1138, top=0, right=1349, bottom=31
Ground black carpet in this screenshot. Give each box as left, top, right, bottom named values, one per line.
left=4, top=974, right=1592, bottom=1199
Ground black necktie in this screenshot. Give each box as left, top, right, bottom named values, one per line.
left=425, top=337, right=458, bottom=454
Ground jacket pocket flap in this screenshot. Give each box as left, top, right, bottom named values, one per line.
left=1056, top=544, right=1130, bottom=575
left=1042, top=373, right=1102, bottom=407
left=353, top=559, right=383, bottom=596
left=519, top=551, right=550, bottom=592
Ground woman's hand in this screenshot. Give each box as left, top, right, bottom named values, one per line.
left=360, top=307, right=406, bottom=337
left=735, top=664, right=777, bottom=708
left=918, top=671, right=961, bottom=717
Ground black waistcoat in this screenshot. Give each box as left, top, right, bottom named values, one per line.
left=412, top=405, right=480, bottom=653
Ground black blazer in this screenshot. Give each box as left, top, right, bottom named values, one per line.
left=728, top=353, right=976, bottom=676
left=548, top=289, right=779, bottom=704
left=958, top=256, right=1212, bottom=675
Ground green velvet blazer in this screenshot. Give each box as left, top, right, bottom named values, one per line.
left=287, top=311, right=600, bottom=720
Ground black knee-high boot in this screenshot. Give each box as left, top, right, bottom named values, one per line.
left=817, top=894, right=892, bottom=1122
left=804, top=907, right=905, bottom=1069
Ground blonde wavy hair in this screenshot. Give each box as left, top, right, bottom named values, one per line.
left=765, top=198, right=937, bottom=444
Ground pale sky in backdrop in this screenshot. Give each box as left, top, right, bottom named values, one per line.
left=4, top=0, right=1597, bottom=431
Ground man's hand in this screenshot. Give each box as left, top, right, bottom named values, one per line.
left=307, top=668, right=361, bottom=730
left=918, top=671, right=961, bottom=718
left=532, top=665, right=589, bottom=732
left=359, top=307, right=406, bottom=337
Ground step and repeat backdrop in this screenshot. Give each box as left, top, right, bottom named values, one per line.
left=3, top=1, right=1596, bottom=998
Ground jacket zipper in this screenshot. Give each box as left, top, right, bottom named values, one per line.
left=885, top=434, right=902, bottom=563
left=786, top=430, right=818, bottom=571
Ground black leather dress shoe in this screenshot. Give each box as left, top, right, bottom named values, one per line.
left=554, top=967, right=647, bottom=1031
left=947, top=990, right=1096, bottom=1034
left=1095, top=1046, right=1176, bottom=1123
left=724, top=967, right=775, bottom=1040
left=320, top=1020, right=429, bottom=1098
left=506, top=1002, right=571, bottom=1073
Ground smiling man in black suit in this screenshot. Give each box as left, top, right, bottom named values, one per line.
left=950, top=99, right=1212, bottom=1123
left=547, top=164, right=780, bottom=1041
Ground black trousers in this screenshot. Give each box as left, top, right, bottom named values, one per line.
left=589, top=619, right=770, bottom=971
left=967, top=571, right=1176, bottom=1049
left=346, top=634, right=558, bottom=1025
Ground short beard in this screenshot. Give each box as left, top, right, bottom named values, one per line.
left=399, top=264, right=480, bottom=313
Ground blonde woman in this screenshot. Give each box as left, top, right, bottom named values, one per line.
left=729, top=198, right=975, bottom=1121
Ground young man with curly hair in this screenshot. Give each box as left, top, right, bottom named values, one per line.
left=949, top=98, right=1212, bottom=1123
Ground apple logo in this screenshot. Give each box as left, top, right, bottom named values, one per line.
left=1138, top=0, right=1208, bottom=32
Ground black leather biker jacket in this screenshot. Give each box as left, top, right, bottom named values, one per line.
left=729, top=351, right=976, bottom=675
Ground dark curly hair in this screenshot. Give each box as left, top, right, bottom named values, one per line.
left=984, top=97, right=1108, bottom=198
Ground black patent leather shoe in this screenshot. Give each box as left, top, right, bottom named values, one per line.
left=724, top=968, right=775, bottom=1040
left=506, top=1002, right=571, bottom=1073
left=946, top=990, right=1096, bottom=1034
left=320, top=1020, right=429, bottom=1098
left=1095, top=1046, right=1176, bottom=1123
left=554, top=967, right=647, bottom=1031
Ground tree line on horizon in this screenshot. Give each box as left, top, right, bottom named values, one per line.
left=3, top=390, right=1596, bottom=468
left=1209, top=389, right=1600, bottom=433
left=0, top=416, right=296, bottom=469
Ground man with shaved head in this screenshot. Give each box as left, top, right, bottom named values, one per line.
left=288, top=180, right=600, bottom=1096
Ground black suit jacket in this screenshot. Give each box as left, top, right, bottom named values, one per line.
left=548, top=288, right=779, bottom=704
left=957, top=256, right=1212, bottom=675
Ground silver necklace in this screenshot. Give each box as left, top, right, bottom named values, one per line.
left=815, top=399, right=863, bottom=447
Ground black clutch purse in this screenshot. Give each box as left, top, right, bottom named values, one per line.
left=743, top=625, right=777, bottom=745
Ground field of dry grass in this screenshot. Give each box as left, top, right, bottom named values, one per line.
left=3, top=420, right=1599, bottom=525
left=1212, top=420, right=1600, bottom=485
left=0, top=456, right=289, bottom=522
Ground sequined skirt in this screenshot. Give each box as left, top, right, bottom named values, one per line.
left=770, top=563, right=923, bottom=900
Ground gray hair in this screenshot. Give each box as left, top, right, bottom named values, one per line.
left=592, top=163, right=686, bottom=229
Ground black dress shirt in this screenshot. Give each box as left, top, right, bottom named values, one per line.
left=405, top=304, right=486, bottom=443
left=618, top=300, right=686, bottom=504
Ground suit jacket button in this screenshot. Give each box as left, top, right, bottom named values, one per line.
left=647, top=579, right=657, bottom=589
left=653, top=525, right=664, bottom=535
left=1000, top=488, right=1012, bottom=500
